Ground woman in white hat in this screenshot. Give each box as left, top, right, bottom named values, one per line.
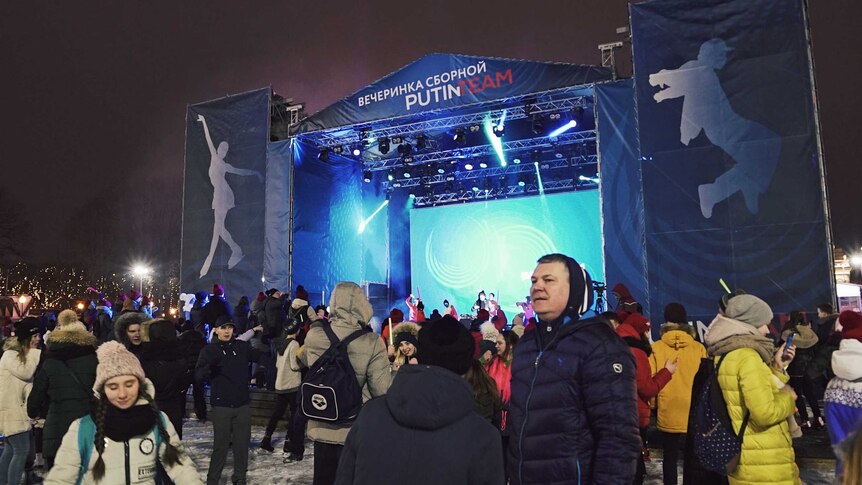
left=0, top=318, right=41, bottom=485
left=45, top=341, right=202, bottom=484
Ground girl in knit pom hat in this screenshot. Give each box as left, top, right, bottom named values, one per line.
left=45, top=341, right=202, bottom=485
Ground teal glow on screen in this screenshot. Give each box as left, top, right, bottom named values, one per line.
left=408, top=191, right=604, bottom=318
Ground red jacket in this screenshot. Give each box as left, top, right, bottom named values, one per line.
left=616, top=321, right=672, bottom=427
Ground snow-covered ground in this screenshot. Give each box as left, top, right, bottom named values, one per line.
left=179, top=420, right=837, bottom=484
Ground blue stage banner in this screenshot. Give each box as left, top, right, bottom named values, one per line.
left=595, top=80, right=650, bottom=319
left=291, top=141, right=388, bottom=299
left=181, top=88, right=270, bottom=298
left=630, top=0, right=832, bottom=326
left=264, top=140, right=293, bottom=292
left=297, top=53, right=611, bottom=131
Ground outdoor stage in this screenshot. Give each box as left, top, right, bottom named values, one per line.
left=181, top=0, right=835, bottom=330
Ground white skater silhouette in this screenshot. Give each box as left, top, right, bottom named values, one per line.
left=196, top=114, right=263, bottom=278
left=649, top=38, right=781, bottom=218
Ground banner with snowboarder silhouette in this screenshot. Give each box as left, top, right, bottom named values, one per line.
left=630, top=0, right=833, bottom=323
left=181, top=88, right=270, bottom=298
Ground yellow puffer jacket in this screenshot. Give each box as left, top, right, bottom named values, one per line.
left=717, top=348, right=799, bottom=484
left=650, top=325, right=707, bottom=432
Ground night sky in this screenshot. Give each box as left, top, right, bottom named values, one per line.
left=2, top=0, right=860, bottom=265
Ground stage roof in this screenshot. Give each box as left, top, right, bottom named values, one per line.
left=293, top=53, right=612, bottom=136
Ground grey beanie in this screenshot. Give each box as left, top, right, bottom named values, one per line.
left=725, top=294, right=773, bottom=328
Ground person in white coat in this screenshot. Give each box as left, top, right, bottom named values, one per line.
left=0, top=318, right=41, bottom=485
left=45, top=341, right=202, bottom=485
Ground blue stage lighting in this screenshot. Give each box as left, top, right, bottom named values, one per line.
left=548, top=120, right=578, bottom=138
left=358, top=199, right=389, bottom=234
left=479, top=162, right=488, bottom=169
left=513, top=158, right=521, bottom=164
left=378, top=137, right=390, bottom=154
left=403, top=171, right=412, bottom=178
left=363, top=171, right=372, bottom=183
left=353, top=146, right=362, bottom=156
left=387, top=170, right=395, bottom=181
left=464, top=163, right=474, bottom=171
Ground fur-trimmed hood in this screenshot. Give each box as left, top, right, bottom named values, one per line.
left=47, top=322, right=97, bottom=348
left=659, top=322, right=697, bottom=338
left=780, top=324, right=818, bottom=350
left=113, top=312, right=150, bottom=348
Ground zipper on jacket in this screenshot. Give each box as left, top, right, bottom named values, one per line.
left=124, top=441, right=131, bottom=485
left=517, top=316, right=574, bottom=484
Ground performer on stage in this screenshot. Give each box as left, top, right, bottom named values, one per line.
left=405, top=294, right=426, bottom=323
left=472, top=291, right=488, bottom=313
left=515, top=296, right=534, bottom=323
left=443, top=299, right=458, bottom=319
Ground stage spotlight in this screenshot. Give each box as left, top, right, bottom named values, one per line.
left=532, top=115, right=545, bottom=135
left=332, top=145, right=343, bottom=154
left=391, top=136, right=403, bottom=144
left=353, top=145, right=362, bottom=157
left=363, top=171, right=372, bottom=183
left=472, top=186, right=480, bottom=192
left=468, top=124, right=481, bottom=133
left=453, top=129, right=467, bottom=145
left=387, top=170, right=395, bottom=181
left=358, top=199, right=389, bottom=234
left=479, top=162, right=488, bottom=169
left=464, top=162, right=474, bottom=171
left=408, top=192, right=416, bottom=199
left=549, top=112, right=561, bottom=121
left=518, top=179, right=526, bottom=187
left=318, top=147, right=330, bottom=162
left=397, top=143, right=413, bottom=156
left=378, top=137, right=390, bottom=154
left=548, top=120, right=578, bottom=138
left=436, top=165, right=446, bottom=174
left=513, top=158, right=522, bottom=164
left=444, top=174, right=456, bottom=182
left=415, top=134, right=428, bottom=150
left=578, top=174, right=601, bottom=184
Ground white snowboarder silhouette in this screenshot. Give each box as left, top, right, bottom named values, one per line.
left=196, top=114, right=263, bottom=278
left=650, top=38, right=781, bottom=218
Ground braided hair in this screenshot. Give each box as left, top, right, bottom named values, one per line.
left=90, top=381, right=184, bottom=482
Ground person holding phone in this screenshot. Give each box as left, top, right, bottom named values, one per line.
left=703, top=294, right=798, bottom=484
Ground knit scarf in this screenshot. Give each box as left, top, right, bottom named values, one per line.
left=704, top=314, right=775, bottom=363
left=104, top=403, right=156, bottom=442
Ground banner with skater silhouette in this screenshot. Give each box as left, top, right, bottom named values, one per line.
left=181, top=88, right=270, bottom=298
left=630, top=0, right=832, bottom=323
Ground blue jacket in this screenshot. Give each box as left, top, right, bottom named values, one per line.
left=507, top=316, right=640, bottom=484
left=195, top=338, right=260, bottom=408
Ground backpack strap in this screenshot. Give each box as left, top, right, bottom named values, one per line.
left=76, top=415, right=96, bottom=485
left=321, top=324, right=366, bottom=350
left=714, top=351, right=752, bottom=440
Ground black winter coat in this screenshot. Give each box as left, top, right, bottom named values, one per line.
left=27, top=324, right=98, bottom=460
left=507, top=316, right=640, bottom=485
left=94, top=310, right=114, bottom=343
left=195, top=338, right=260, bottom=408
left=202, top=296, right=233, bottom=327
left=261, top=296, right=287, bottom=339
left=139, top=340, right=193, bottom=429
left=335, top=365, right=504, bottom=485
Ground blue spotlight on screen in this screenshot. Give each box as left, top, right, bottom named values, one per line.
left=548, top=120, right=578, bottom=138
left=409, top=191, right=604, bottom=317
left=484, top=114, right=507, bottom=167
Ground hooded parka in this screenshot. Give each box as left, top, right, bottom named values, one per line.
left=300, top=281, right=392, bottom=445
left=650, top=323, right=708, bottom=432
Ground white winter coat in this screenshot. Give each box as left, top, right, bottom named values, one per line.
left=45, top=386, right=203, bottom=485
left=275, top=338, right=301, bottom=392
left=0, top=341, right=41, bottom=437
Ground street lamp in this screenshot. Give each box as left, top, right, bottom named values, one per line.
left=131, top=265, right=151, bottom=294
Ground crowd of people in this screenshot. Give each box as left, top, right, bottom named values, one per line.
left=1, top=253, right=862, bottom=484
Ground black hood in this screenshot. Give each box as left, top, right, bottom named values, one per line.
left=562, top=255, right=593, bottom=320
left=385, top=365, right=474, bottom=431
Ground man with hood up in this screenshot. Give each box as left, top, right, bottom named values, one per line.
left=335, top=315, right=503, bottom=485
left=113, top=311, right=148, bottom=356
left=508, top=253, right=640, bottom=484
left=301, top=281, right=392, bottom=485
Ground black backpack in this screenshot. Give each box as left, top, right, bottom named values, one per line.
left=693, top=352, right=750, bottom=475
left=300, top=324, right=366, bottom=423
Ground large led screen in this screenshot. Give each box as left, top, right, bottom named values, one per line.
left=409, top=191, right=604, bottom=318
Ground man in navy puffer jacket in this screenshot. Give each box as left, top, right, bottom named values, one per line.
left=508, top=253, right=640, bottom=484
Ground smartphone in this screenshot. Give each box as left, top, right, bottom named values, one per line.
left=783, top=332, right=795, bottom=359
